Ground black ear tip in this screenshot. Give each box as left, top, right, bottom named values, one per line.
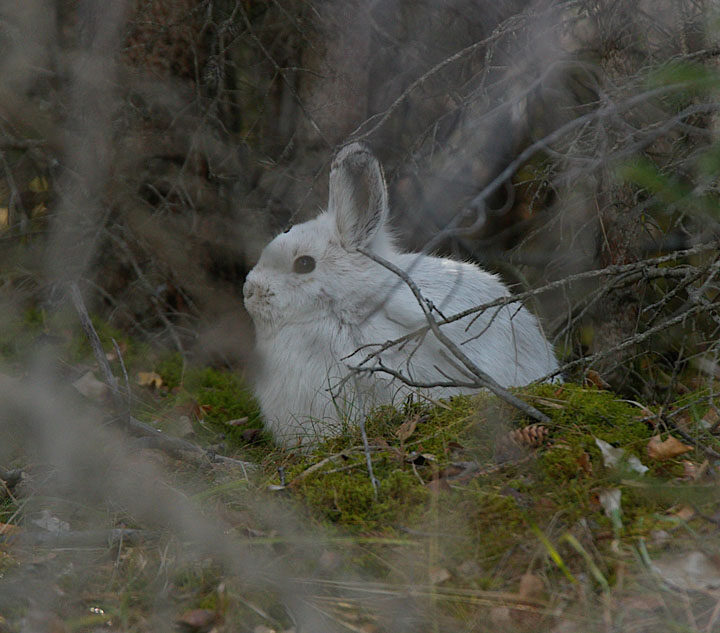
left=332, top=142, right=376, bottom=171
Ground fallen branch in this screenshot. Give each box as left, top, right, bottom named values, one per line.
left=3, top=528, right=152, bottom=548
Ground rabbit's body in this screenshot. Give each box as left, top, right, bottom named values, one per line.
left=244, top=144, right=558, bottom=447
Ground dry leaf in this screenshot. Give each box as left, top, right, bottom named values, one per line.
left=595, top=438, right=649, bottom=474
left=670, top=505, right=695, bottom=521
left=680, top=460, right=708, bottom=481
left=136, top=371, right=163, bottom=389
left=518, top=572, right=544, bottom=601
left=647, top=435, right=693, bottom=461
left=598, top=488, right=622, bottom=521
left=701, top=407, right=720, bottom=430
left=577, top=451, right=593, bottom=475
left=0, top=522, right=21, bottom=538
left=651, top=551, right=720, bottom=590
left=429, top=566, right=451, bottom=585
left=72, top=371, right=109, bottom=401
left=227, top=417, right=249, bottom=426
left=0, top=207, right=8, bottom=229
left=426, top=478, right=451, bottom=493
left=446, top=441, right=466, bottom=457
left=31, top=510, right=69, bottom=533
left=165, top=415, right=194, bottom=438
left=681, top=460, right=698, bottom=481
left=395, top=414, right=424, bottom=442
left=176, top=609, right=222, bottom=632
left=438, top=461, right=478, bottom=481
left=672, top=411, right=694, bottom=432
left=584, top=369, right=610, bottom=389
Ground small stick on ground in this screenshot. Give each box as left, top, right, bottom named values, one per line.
left=359, top=417, right=379, bottom=498
left=112, top=337, right=131, bottom=408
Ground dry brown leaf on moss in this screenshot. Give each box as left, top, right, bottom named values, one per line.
left=72, top=371, right=109, bottom=401
left=426, top=477, right=451, bottom=493
left=646, top=435, right=693, bottom=461
left=682, top=460, right=699, bottom=481
left=681, top=460, right=709, bottom=481
left=577, top=451, right=593, bottom=475
left=136, top=371, right=163, bottom=389
left=0, top=522, right=21, bottom=538
left=595, top=438, right=649, bottom=474
left=395, top=414, right=425, bottom=442
left=584, top=369, right=611, bottom=389
left=626, top=400, right=661, bottom=430
left=669, top=505, right=696, bottom=521
left=672, top=411, right=694, bottom=432
left=651, top=551, right=720, bottom=591
left=429, top=566, right=451, bottom=585
left=702, top=407, right=720, bottom=429
left=176, top=608, right=223, bottom=632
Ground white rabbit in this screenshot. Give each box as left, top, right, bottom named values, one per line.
left=243, top=143, right=559, bottom=448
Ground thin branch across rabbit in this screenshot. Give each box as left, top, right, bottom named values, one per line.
left=243, top=143, right=559, bottom=449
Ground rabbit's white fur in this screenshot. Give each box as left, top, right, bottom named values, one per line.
left=244, top=143, right=558, bottom=447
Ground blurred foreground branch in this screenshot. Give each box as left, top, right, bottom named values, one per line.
left=68, top=281, right=256, bottom=473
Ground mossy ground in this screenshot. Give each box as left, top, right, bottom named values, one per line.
left=1, top=313, right=720, bottom=631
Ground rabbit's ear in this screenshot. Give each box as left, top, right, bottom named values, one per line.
left=329, top=143, right=389, bottom=249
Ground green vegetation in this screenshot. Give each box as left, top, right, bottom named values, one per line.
left=1, top=314, right=720, bottom=632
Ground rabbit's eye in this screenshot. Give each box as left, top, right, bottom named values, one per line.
left=293, top=255, right=316, bottom=274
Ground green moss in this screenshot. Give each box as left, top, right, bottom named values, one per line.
left=0, top=306, right=46, bottom=360
left=154, top=351, right=186, bottom=389
left=148, top=354, right=266, bottom=452
left=268, top=381, right=720, bottom=593
left=295, top=462, right=428, bottom=530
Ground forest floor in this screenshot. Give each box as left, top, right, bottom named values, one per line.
left=1, top=308, right=720, bottom=633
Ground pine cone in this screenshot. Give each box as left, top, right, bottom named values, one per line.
left=509, top=424, right=549, bottom=448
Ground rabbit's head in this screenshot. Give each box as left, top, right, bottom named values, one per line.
left=243, top=143, right=395, bottom=336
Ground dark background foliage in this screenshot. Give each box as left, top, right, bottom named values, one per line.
left=1, top=0, right=718, bottom=400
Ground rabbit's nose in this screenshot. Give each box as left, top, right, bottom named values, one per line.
left=243, top=280, right=255, bottom=298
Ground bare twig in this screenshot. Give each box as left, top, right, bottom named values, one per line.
left=357, top=248, right=551, bottom=425
left=69, top=282, right=124, bottom=410
left=349, top=243, right=718, bottom=373
left=358, top=416, right=379, bottom=498
left=112, top=337, right=131, bottom=407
